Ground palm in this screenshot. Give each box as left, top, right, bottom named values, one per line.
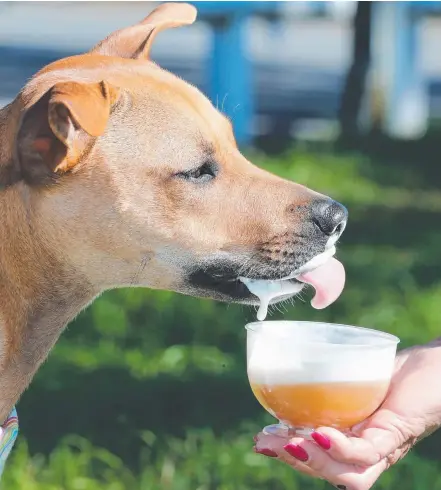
left=254, top=341, right=441, bottom=490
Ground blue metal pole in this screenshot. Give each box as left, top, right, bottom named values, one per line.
left=209, top=13, right=253, bottom=147
left=368, top=2, right=428, bottom=138
left=388, top=1, right=427, bottom=137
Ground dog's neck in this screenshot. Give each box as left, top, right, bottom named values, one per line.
left=0, top=281, right=94, bottom=422
left=0, top=171, right=96, bottom=422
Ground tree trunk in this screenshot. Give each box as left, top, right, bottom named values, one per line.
left=338, top=1, right=372, bottom=141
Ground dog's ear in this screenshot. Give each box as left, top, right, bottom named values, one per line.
left=17, top=80, right=119, bottom=184
left=90, top=2, right=197, bottom=60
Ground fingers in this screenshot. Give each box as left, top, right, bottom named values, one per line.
left=311, top=409, right=407, bottom=466
left=254, top=433, right=321, bottom=479
left=335, top=458, right=390, bottom=490
left=254, top=409, right=409, bottom=489
left=281, top=436, right=364, bottom=483
left=255, top=433, right=360, bottom=483
left=310, top=427, right=382, bottom=466
left=255, top=432, right=392, bottom=490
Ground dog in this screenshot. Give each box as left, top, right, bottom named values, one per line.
left=0, top=2, right=347, bottom=424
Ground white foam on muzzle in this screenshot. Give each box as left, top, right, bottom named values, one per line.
left=247, top=323, right=397, bottom=385
left=240, top=278, right=303, bottom=321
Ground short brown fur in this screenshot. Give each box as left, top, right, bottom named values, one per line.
left=0, top=3, right=335, bottom=422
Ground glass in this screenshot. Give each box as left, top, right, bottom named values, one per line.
left=246, top=321, right=399, bottom=438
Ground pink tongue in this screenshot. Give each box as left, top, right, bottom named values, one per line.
left=297, top=257, right=346, bottom=309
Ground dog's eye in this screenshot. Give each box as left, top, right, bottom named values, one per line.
left=176, top=161, right=218, bottom=183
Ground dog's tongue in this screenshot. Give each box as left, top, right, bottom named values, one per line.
left=297, top=257, right=345, bottom=309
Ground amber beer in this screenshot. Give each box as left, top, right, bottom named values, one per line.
left=245, top=321, right=399, bottom=434
left=249, top=379, right=390, bottom=429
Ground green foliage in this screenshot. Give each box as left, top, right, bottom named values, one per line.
left=4, top=147, right=441, bottom=488
left=3, top=433, right=441, bottom=490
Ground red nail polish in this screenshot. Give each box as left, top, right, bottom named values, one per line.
left=312, top=431, right=331, bottom=450
left=283, top=443, right=309, bottom=462
left=254, top=447, right=278, bottom=458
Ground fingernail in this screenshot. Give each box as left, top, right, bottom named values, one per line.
left=283, top=443, right=309, bottom=462
left=311, top=431, right=331, bottom=450
left=253, top=446, right=278, bottom=458
left=253, top=435, right=258, bottom=442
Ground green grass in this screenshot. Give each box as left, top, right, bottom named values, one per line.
left=4, top=432, right=441, bottom=490
left=3, top=146, right=441, bottom=488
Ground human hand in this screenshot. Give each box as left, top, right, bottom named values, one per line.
left=254, top=340, right=441, bottom=489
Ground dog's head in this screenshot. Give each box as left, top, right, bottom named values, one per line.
left=0, top=3, right=347, bottom=306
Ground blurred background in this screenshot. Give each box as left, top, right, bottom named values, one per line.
left=1, top=1, right=441, bottom=489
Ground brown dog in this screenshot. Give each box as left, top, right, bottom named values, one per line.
left=0, top=3, right=347, bottom=422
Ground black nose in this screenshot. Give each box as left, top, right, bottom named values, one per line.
left=311, top=199, right=348, bottom=237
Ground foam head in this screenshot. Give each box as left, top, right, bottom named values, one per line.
left=246, top=321, right=399, bottom=385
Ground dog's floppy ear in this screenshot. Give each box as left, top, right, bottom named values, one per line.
left=17, top=80, right=119, bottom=184
left=90, top=2, right=197, bottom=60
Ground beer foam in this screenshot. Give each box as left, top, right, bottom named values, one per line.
left=240, top=278, right=302, bottom=321
left=247, top=331, right=396, bottom=384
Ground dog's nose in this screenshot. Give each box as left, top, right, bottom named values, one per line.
left=311, top=199, right=348, bottom=237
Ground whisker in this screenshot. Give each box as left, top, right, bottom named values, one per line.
left=221, top=93, right=229, bottom=113
left=130, top=255, right=150, bottom=286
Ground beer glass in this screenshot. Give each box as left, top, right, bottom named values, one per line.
left=246, top=321, right=399, bottom=438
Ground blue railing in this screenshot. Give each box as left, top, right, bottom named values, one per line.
left=193, top=2, right=281, bottom=146
left=194, top=0, right=441, bottom=143
left=371, top=1, right=441, bottom=138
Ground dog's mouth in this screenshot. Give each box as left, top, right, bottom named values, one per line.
left=239, top=245, right=345, bottom=319
left=185, top=245, right=345, bottom=311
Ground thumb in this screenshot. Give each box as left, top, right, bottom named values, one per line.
left=315, top=409, right=409, bottom=466
left=353, top=408, right=410, bottom=461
